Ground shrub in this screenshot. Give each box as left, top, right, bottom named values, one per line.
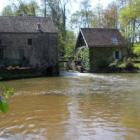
left=0, top=86, right=14, bottom=113
left=133, top=44, right=140, bottom=57
left=125, top=57, right=135, bottom=71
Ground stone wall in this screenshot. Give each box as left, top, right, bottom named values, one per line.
left=0, top=32, right=59, bottom=74
left=89, top=47, right=127, bottom=72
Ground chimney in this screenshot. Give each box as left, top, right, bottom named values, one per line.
left=37, top=23, right=42, bottom=32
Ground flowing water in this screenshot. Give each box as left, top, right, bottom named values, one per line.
left=0, top=72, right=140, bottom=140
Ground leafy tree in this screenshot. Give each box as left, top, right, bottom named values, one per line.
left=119, top=0, right=140, bottom=45
left=92, top=1, right=104, bottom=28
left=70, top=0, right=94, bottom=32
left=64, top=30, right=76, bottom=57
left=2, top=5, right=15, bottom=16
left=2, top=1, right=39, bottom=16
left=133, top=44, right=140, bottom=57
left=41, top=0, right=72, bottom=55
left=75, top=47, right=89, bottom=71
left=102, top=2, right=118, bottom=28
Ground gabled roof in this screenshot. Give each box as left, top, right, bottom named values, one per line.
left=76, top=28, right=127, bottom=48
left=0, top=16, right=57, bottom=33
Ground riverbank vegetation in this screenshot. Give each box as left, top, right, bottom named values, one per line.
left=0, top=0, right=140, bottom=73
left=0, top=86, right=14, bottom=113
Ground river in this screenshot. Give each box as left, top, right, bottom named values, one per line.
left=0, top=72, right=140, bottom=140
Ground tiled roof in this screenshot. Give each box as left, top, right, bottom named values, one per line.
left=76, top=28, right=127, bottom=48
left=0, top=16, right=57, bottom=33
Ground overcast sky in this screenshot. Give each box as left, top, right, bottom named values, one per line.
left=0, top=0, right=113, bottom=14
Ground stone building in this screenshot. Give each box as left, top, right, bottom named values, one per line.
left=0, top=16, right=59, bottom=75
left=75, top=28, right=128, bottom=72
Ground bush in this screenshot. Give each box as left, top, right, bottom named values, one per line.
left=133, top=44, right=140, bottom=57
left=0, top=86, right=14, bottom=113
left=125, top=58, right=135, bottom=71
left=76, top=48, right=90, bottom=71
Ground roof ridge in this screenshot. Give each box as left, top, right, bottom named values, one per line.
left=81, top=28, right=119, bottom=30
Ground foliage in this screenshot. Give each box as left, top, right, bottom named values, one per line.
left=43, top=0, right=72, bottom=55
left=71, top=1, right=118, bottom=30
left=119, top=0, right=140, bottom=45
left=0, top=86, right=14, bottom=113
left=64, top=31, right=76, bottom=57
left=15, top=1, right=39, bottom=16
left=3, top=1, right=39, bottom=16
left=133, top=44, right=140, bottom=57
left=70, top=0, right=94, bottom=32
left=2, top=5, right=15, bottom=16
left=76, top=47, right=90, bottom=70
left=125, top=57, right=135, bottom=70
left=2, top=1, right=39, bottom=16
left=102, top=2, right=118, bottom=28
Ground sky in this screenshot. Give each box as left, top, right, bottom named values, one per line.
left=0, top=0, right=113, bottom=14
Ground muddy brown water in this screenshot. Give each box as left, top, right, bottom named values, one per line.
left=0, top=72, right=140, bottom=140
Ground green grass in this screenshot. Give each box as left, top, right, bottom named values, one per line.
left=134, top=63, right=140, bottom=69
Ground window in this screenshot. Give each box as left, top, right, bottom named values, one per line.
left=112, top=37, right=118, bottom=45
left=28, top=39, right=32, bottom=45
left=0, top=40, right=2, bottom=45
left=0, top=48, right=4, bottom=59
left=114, top=50, right=121, bottom=60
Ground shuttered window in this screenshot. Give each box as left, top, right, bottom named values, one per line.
left=28, top=39, right=32, bottom=45
left=0, top=48, right=4, bottom=59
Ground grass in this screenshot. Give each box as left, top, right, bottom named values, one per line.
left=134, top=63, right=140, bottom=69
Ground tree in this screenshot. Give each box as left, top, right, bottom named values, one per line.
left=64, top=30, right=76, bottom=57
left=2, top=5, right=15, bottom=16
left=15, top=1, right=39, bottom=16
left=2, top=1, right=39, bottom=16
left=119, top=0, right=140, bottom=46
left=102, top=2, right=118, bottom=28
left=70, top=0, right=94, bottom=32
left=41, top=0, right=72, bottom=56
left=93, top=1, right=104, bottom=28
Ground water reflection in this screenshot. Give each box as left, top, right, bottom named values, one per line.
left=0, top=72, right=140, bottom=140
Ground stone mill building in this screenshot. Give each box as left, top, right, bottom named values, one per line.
left=0, top=16, right=59, bottom=75
left=76, top=28, right=128, bottom=72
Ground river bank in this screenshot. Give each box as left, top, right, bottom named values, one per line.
left=0, top=67, right=59, bottom=81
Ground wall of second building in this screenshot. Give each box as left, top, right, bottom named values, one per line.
left=89, top=47, right=127, bottom=72
left=0, top=33, right=58, bottom=71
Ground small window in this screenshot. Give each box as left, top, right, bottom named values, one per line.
left=115, top=50, right=121, bottom=59
left=112, top=37, right=118, bottom=45
left=0, top=40, right=2, bottom=45
left=0, top=48, right=4, bottom=59
left=28, top=39, right=32, bottom=45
